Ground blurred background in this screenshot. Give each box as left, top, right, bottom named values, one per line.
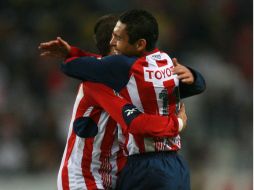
left=0, top=0, right=252, bottom=189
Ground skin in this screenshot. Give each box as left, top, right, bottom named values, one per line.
left=110, top=21, right=143, bottom=57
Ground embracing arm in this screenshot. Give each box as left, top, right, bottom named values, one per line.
left=84, top=82, right=186, bottom=137
left=172, top=58, right=206, bottom=99
left=61, top=55, right=135, bottom=91
left=68, top=46, right=101, bottom=58
left=39, top=37, right=101, bottom=59
left=179, top=67, right=206, bottom=99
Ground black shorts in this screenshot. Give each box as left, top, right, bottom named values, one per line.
left=116, top=151, right=190, bottom=190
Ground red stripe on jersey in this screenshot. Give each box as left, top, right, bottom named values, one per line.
left=123, top=134, right=129, bottom=156
left=82, top=108, right=102, bottom=190
left=131, top=57, right=159, bottom=114
left=82, top=138, right=97, bottom=190
left=69, top=46, right=101, bottom=58
left=130, top=57, right=160, bottom=153
left=156, top=59, right=168, bottom=67
left=98, top=117, right=117, bottom=188
left=120, top=50, right=181, bottom=155
left=62, top=130, right=76, bottom=190
left=119, top=88, right=132, bottom=104
left=62, top=85, right=86, bottom=190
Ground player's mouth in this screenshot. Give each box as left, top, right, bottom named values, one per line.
left=110, top=46, right=121, bottom=55
left=112, top=48, right=121, bottom=55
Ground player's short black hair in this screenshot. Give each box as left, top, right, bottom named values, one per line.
left=119, top=9, right=159, bottom=51
left=94, top=14, right=118, bottom=56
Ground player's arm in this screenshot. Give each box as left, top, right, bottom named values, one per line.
left=38, top=37, right=100, bottom=59
left=61, top=55, right=136, bottom=91
left=172, top=58, right=206, bottom=98
left=179, top=67, right=206, bottom=98
left=68, top=46, right=101, bottom=58
left=83, top=82, right=186, bottom=137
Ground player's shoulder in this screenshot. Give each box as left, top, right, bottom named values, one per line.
left=102, top=54, right=138, bottom=65
left=143, top=48, right=173, bottom=64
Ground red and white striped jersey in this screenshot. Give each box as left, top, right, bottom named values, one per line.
left=57, top=83, right=126, bottom=190
left=58, top=47, right=183, bottom=190
left=62, top=48, right=183, bottom=156
left=120, top=49, right=181, bottom=155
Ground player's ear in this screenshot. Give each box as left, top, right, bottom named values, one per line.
left=136, top=39, right=146, bottom=52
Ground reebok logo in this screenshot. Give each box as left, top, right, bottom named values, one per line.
left=124, top=108, right=139, bottom=116
left=122, top=104, right=142, bottom=126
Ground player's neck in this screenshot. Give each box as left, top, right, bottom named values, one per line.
left=142, top=48, right=158, bottom=56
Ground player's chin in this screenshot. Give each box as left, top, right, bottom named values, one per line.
left=113, top=49, right=121, bottom=55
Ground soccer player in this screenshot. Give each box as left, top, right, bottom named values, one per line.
left=40, top=15, right=189, bottom=190
left=57, top=10, right=206, bottom=190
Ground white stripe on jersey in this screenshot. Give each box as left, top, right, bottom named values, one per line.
left=126, top=134, right=140, bottom=154
left=57, top=84, right=84, bottom=190
left=126, top=75, right=144, bottom=112
left=68, top=137, right=86, bottom=190
left=67, top=107, right=95, bottom=190
left=123, top=50, right=181, bottom=155
left=90, top=112, right=110, bottom=188
left=109, top=137, right=119, bottom=188
left=146, top=52, right=179, bottom=116
left=58, top=83, right=122, bottom=190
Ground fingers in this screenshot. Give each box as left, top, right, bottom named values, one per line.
left=172, top=58, right=184, bottom=75
left=38, top=40, right=59, bottom=50
left=40, top=51, right=64, bottom=59
left=40, top=51, right=56, bottom=57
left=57, top=36, right=71, bottom=52
left=177, top=72, right=194, bottom=84
left=177, top=72, right=191, bottom=80
left=172, top=58, right=179, bottom=67
left=173, top=67, right=186, bottom=75
left=172, top=61, right=194, bottom=84
left=181, top=78, right=193, bottom=84
left=57, top=36, right=66, bottom=45
left=179, top=102, right=185, bottom=111
left=40, top=51, right=49, bottom=57
left=178, top=102, right=187, bottom=131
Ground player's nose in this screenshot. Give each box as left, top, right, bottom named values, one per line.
left=110, top=36, right=116, bottom=46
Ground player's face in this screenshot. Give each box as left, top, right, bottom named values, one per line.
left=110, top=21, right=139, bottom=57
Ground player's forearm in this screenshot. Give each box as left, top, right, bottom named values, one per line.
left=86, top=82, right=180, bottom=137
left=67, top=46, right=101, bottom=58
left=127, top=110, right=179, bottom=137
left=61, top=57, right=104, bottom=81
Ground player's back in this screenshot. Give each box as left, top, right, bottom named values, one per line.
left=61, top=49, right=183, bottom=156
left=58, top=83, right=125, bottom=190
left=123, top=49, right=179, bottom=115
left=119, top=49, right=181, bottom=155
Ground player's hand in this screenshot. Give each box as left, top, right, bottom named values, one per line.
left=172, top=58, right=194, bottom=84
left=177, top=102, right=187, bottom=131
left=38, top=37, right=71, bottom=59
